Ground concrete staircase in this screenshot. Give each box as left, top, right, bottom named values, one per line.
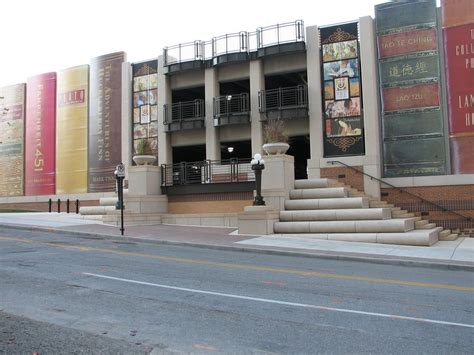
left=273, top=178, right=457, bottom=246
left=79, top=192, right=164, bottom=226
left=79, top=196, right=119, bottom=217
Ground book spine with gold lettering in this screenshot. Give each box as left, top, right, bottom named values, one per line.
left=442, top=0, right=474, bottom=174
left=25, top=73, right=56, bottom=196
left=56, top=65, right=89, bottom=194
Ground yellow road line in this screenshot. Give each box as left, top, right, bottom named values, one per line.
left=1, top=235, right=473, bottom=292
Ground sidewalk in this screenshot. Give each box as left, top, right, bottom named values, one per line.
left=0, top=212, right=473, bottom=269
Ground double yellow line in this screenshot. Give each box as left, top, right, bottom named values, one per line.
left=1, top=235, right=473, bottom=292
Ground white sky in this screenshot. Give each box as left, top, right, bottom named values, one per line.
left=0, top=0, right=386, bottom=87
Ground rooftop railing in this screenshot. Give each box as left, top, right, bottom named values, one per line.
left=163, top=20, right=305, bottom=66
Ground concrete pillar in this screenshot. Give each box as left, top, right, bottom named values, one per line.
left=121, top=62, right=132, bottom=180
left=305, top=25, right=324, bottom=179
left=205, top=67, right=220, bottom=161
left=359, top=16, right=382, bottom=199
left=157, top=56, right=172, bottom=166
left=249, top=60, right=264, bottom=156
left=261, top=154, right=295, bottom=211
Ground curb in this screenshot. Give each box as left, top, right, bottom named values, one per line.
left=0, top=223, right=473, bottom=271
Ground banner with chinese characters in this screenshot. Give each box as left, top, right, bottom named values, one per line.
left=442, top=0, right=474, bottom=174
left=132, top=59, right=158, bottom=161
left=375, top=0, right=447, bottom=177
left=0, top=84, right=25, bottom=196
left=56, top=65, right=89, bottom=194
left=320, top=22, right=365, bottom=157
left=25, top=73, right=56, bottom=195
left=89, top=52, right=125, bottom=192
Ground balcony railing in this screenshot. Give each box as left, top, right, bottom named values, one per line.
left=163, top=41, right=204, bottom=66
left=161, top=158, right=254, bottom=186
left=213, top=93, right=250, bottom=126
left=256, top=20, right=305, bottom=49
left=163, top=99, right=205, bottom=125
left=163, top=20, right=305, bottom=67
left=258, top=85, right=308, bottom=113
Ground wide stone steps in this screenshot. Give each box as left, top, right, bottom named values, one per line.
left=277, top=228, right=441, bottom=246
left=289, top=187, right=348, bottom=199
left=285, top=197, right=369, bottom=210
left=439, top=229, right=459, bottom=241
left=274, top=218, right=415, bottom=234
left=79, top=205, right=116, bottom=215
left=280, top=208, right=391, bottom=221
left=274, top=178, right=450, bottom=245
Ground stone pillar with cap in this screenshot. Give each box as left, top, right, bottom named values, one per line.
left=238, top=153, right=294, bottom=235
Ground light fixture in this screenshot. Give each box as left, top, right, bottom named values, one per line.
left=227, top=146, right=234, bottom=153
left=226, top=95, right=232, bottom=101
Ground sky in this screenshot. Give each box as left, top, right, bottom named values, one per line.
left=0, top=0, right=387, bottom=87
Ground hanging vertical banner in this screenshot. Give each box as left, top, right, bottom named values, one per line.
left=131, top=59, right=158, bottom=162
left=25, top=73, right=56, bottom=195
left=56, top=65, right=89, bottom=194
left=441, top=0, right=474, bottom=28
left=375, top=0, right=447, bottom=177
left=320, top=22, right=365, bottom=157
left=0, top=84, right=25, bottom=196
left=442, top=0, right=474, bottom=174
left=88, top=52, right=125, bottom=192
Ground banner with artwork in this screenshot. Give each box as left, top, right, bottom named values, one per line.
left=132, top=59, right=158, bottom=162
left=0, top=84, right=25, bottom=196
left=56, top=65, right=89, bottom=194
left=442, top=0, right=474, bottom=174
left=320, top=22, right=365, bottom=157
left=375, top=0, right=447, bottom=177
left=25, top=73, right=56, bottom=195
left=89, top=52, right=125, bottom=192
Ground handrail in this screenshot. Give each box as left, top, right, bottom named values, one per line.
left=327, top=160, right=472, bottom=222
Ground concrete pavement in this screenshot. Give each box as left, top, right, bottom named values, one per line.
left=0, top=212, right=473, bottom=269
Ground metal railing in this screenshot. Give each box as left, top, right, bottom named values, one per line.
left=213, top=93, right=250, bottom=118
left=163, top=20, right=305, bottom=65
left=163, top=40, right=204, bottom=65
left=327, top=160, right=472, bottom=223
left=163, top=99, right=205, bottom=124
left=161, top=158, right=254, bottom=186
left=213, top=32, right=249, bottom=57
left=259, top=85, right=308, bottom=113
left=256, top=20, right=305, bottom=49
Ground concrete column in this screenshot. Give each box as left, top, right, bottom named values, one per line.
left=204, top=67, right=220, bottom=161
left=249, top=60, right=264, bottom=156
left=261, top=154, right=295, bottom=211
left=157, top=56, right=172, bottom=166
left=305, top=25, right=324, bottom=178
left=121, top=62, right=133, bottom=180
left=359, top=16, right=382, bottom=199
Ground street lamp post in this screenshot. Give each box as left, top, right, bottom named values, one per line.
left=114, top=163, right=126, bottom=236
left=251, top=153, right=265, bottom=206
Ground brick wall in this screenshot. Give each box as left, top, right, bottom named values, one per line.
left=381, top=185, right=474, bottom=233
left=320, top=166, right=364, bottom=191
left=168, top=191, right=253, bottom=214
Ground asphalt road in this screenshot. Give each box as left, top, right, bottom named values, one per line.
left=0, top=227, right=473, bottom=354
